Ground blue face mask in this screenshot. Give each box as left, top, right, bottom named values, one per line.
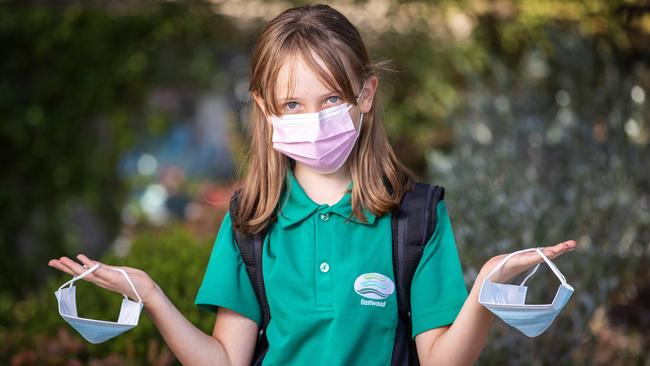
left=54, top=263, right=144, bottom=344
left=478, top=247, right=574, bottom=337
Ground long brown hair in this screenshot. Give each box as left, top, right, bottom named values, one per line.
left=232, top=3, right=417, bottom=235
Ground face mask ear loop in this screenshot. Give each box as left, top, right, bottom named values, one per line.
left=479, top=248, right=540, bottom=304
left=356, top=78, right=367, bottom=104
left=484, top=248, right=538, bottom=282
left=519, top=262, right=541, bottom=286
left=105, top=267, right=143, bottom=304
left=354, top=79, right=367, bottom=133
left=56, top=263, right=142, bottom=304
left=535, top=247, right=567, bottom=285
left=358, top=112, right=364, bottom=132
left=58, top=263, right=101, bottom=293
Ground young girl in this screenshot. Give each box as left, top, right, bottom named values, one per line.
left=49, top=4, right=576, bottom=365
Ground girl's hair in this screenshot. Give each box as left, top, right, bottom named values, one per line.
left=233, top=3, right=417, bottom=234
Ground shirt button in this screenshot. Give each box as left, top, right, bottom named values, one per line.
left=319, top=262, right=330, bottom=273
left=319, top=213, right=330, bottom=221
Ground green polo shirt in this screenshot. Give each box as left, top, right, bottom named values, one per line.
left=195, top=167, right=468, bottom=365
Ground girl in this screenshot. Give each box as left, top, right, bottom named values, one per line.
left=48, top=4, right=576, bottom=365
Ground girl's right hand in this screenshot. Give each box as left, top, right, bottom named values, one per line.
left=48, top=254, right=158, bottom=304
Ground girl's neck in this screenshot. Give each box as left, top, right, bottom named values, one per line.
left=293, top=162, right=352, bottom=206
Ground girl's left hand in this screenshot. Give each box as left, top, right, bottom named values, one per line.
left=481, top=240, right=577, bottom=283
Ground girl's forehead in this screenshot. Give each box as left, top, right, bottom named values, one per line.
left=274, top=53, right=339, bottom=100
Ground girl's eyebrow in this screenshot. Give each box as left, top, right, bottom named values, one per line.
left=278, top=91, right=339, bottom=101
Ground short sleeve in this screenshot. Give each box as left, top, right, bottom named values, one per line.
left=410, top=200, right=468, bottom=339
left=194, top=211, right=262, bottom=327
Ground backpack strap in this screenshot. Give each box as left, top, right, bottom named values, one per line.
left=390, top=182, right=445, bottom=366
left=229, top=189, right=271, bottom=366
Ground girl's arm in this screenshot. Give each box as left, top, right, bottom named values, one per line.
left=415, top=240, right=577, bottom=366
left=145, top=283, right=258, bottom=366
left=49, top=254, right=258, bottom=366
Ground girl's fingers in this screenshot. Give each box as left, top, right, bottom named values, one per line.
left=74, top=254, right=122, bottom=288
left=54, top=257, right=85, bottom=277
left=491, top=240, right=577, bottom=282
left=48, top=255, right=110, bottom=289
left=76, top=254, right=130, bottom=278
left=542, top=240, right=576, bottom=259
left=49, top=257, right=105, bottom=287
left=59, top=256, right=93, bottom=278
left=76, top=254, right=101, bottom=270
left=77, top=254, right=126, bottom=273
left=509, top=240, right=577, bottom=268
left=48, top=259, right=76, bottom=276
left=48, top=254, right=138, bottom=296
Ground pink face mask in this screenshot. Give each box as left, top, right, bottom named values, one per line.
left=270, top=81, right=366, bottom=174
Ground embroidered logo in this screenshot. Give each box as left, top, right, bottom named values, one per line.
left=354, top=272, right=395, bottom=308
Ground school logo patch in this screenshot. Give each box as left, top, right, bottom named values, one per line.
left=354, top=272, right=395, bottom=308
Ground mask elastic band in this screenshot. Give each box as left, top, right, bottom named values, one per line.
left=535, top=247, right=567, bottom=285
left=351, top=79, right=367, bottom=132
left=356, top=79, right=367, bottom=104
left=519, top=262, right=541, bottom=286
left=58, top=263, right=143, bottom=303
left=346, top=78, right=367, bottom=110
left=485, top=247, right=567, bottom=286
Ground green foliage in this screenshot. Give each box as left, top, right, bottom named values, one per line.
left=362, top=0, right=642, bottom=172
left=1, top=224, right=216, bottom=364
left=0, top=1, right=243, bottom=297
left=426, top=22, right=649, bottom=363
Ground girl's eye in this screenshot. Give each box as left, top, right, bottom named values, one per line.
left=286, top=101, right=298, bottom=110
left=327, top=96, right=340, bottom=104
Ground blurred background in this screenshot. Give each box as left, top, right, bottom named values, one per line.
left=1, top=0, right=648, bottom=365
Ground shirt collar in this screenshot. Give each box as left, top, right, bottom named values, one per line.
left=277, top=167, right=376, bottom=228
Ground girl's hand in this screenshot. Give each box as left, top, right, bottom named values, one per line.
left=481, top=240, right=577, bottom=283
left=48, top=254, right=158, bottom=304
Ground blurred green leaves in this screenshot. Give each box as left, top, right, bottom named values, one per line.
left=2, top=224, right=216, bottom=365
left=0, top=1, right=241, bottom=297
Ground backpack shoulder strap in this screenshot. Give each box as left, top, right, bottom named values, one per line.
left=390, top=182, right=445, bottom=366
left=229, top=189, right=271, bottom=366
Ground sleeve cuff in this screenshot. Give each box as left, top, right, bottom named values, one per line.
left=195, top=292, right=262, bottom=328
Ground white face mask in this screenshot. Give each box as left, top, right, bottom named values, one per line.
left=478, top=247, right=574, bottom=337
left=54, top=263, right=144, bottom=344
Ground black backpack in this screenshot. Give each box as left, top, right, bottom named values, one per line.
left=229, top=182, right=445, bottom=366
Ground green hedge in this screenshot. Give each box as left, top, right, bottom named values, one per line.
left=1, top=223, right=218, bottom=365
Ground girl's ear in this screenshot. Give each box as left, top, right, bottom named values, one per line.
left=359, top=76, right=379, bottom=114
left=251, top=92, right=268, bottom=117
